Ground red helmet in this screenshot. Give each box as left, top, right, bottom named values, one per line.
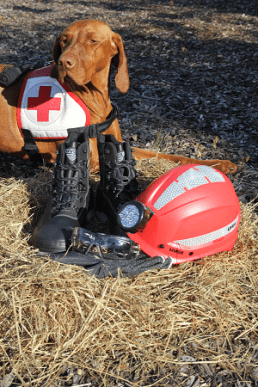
left=117, top=164, right=241, bottom=264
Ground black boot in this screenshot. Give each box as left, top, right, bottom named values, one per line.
left=95, top=134, right=141, bottom=236
left=31, top=128, right=92, bottom=254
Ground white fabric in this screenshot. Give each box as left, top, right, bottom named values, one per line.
left=17, top=66, right=90, bottom=139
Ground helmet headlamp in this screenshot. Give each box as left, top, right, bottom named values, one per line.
left=117, top=201, right=153, bottom=233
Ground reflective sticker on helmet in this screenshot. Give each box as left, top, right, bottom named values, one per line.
left=176, top=167, right=209, bottom=190
left=154, top=165, right=225, bottom=210
left=173, top=215, right=239, bottom=247
left=197, top=165, right=225, bottom=183
left=153, top=181, right=185, bottom=210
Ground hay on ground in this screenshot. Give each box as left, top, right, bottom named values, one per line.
left=0, top=159, right=258, bottom=386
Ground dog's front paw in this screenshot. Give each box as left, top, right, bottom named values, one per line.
left=212, top=160, right=237, bottom=174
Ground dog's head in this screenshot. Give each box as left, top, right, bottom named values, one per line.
left=51, top=19, right=129, bottom=93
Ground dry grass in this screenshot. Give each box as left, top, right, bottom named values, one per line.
left=0, top=160, right=258, bottom=386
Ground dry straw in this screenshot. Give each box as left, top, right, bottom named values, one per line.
left=0, top=159, right=258, bottom=386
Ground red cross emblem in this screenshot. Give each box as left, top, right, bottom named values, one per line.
left=27, top=86, right=61, bottom=122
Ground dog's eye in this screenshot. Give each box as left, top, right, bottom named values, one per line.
left=90, top=39, right=99, bottom=44
left=60, top=36, right=68, bottom=44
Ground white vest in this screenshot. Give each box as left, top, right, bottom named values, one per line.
left=17, top=65, right=90, bottom=139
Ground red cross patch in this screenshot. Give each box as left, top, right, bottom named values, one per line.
left=27, top=86, right=61, bottom=122
left=23, top=82, right=64, bottom=125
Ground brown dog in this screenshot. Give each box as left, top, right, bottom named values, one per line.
left=0, top=19, right=237, bottom=174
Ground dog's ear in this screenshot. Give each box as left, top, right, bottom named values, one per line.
left=50, top=63, right=59, bottom=79
left=52, top=36, right=62, bottom=65
left=50, top=36, right=62, bottom=78
left=111, top=33, right=129, bottom=93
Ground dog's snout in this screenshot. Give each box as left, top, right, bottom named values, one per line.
left=58, top=55, right=75, bottom=70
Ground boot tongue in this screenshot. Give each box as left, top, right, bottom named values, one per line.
left=65, top=141, right=79, bottom=165
left=61, top=142, right=80, bottom=204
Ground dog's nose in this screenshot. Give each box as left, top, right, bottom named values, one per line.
left=58, top=56, right=75, bottom=69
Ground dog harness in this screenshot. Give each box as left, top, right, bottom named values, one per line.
left=15, top=64, right=118, bottom=162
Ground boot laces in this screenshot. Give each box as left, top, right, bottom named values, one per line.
left=51, top=163, right=87, bottom=213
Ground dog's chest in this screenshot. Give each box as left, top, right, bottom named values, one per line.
left=17, top=65, right=90, bottom=139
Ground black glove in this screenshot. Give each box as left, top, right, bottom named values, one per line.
left=49, top=250, right=172, bottom=279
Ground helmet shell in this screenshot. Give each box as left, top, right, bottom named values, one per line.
left=128, top=164, right=241, bottom=263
